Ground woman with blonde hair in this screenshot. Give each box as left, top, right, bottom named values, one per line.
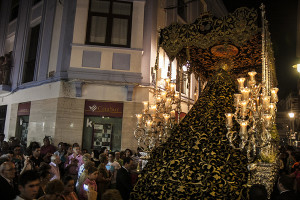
left=97, top=153, right=112, bottom=200
left=76, top=160, right=95, bottom=193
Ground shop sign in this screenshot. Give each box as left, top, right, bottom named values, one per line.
left=85, top=100, right=123, bottom=118
left=17, top=102, right=31, bottom=116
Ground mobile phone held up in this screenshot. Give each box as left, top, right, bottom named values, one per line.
left=83, top=184, right=89, bottom=191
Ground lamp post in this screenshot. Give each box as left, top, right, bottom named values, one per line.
left=288, top=112, right=295, bottom=146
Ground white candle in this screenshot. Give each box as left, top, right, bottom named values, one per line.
left=136, top=114, right=142, bottom=124
left=240, top=100, right=248, bottom=116
left=237, top=78, right=246, bottom=91
left=149, top=105, right=157, bottom=116
left=262, top=96, right=270, bottom=110
left=241, top=88, right=250, bottom=100
left=163, top=114, right=170, bottom=123
left=165, top=98, right=171, bottom=107
left=161, top=91, right=167, bottom=99
left=264, top=114, right=272, bottom=129
left=248, top=71, right=257, bottom=86
left=143, top=101, right=148, bottom=110
left=225, top=113, right=233, bottom=128
left=170, top=110, right=175, bottom=118
left=234, top=94, right=242, bottom=107
left=240, top=121, right=248, bottom=135
left=269, top=103, right=276, bottom=116
left=271, top=87, right=279, bottom=103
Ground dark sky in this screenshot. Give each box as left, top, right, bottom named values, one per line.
left=223, top=0, right=299, bottom=99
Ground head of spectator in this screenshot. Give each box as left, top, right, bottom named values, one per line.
left=108, top=152, right=115, bottom=163
left=0, top=133, right=4, bottom=142
left=65, top=143, right=72, bottom=156
left=114, top=151, right=121, bottom=160
left=102, top=189, right=122, bottom=200
left=84, top=160, right=96, bottom=172
left=62, top=176, right=75, bottom=195
left=8, top=137, right=20, bottom=148
left=43, top=179, right=65, bottom=200
left=28, top=142, right=41, bottom=158
left=87, top=166, right=98, bottom=181
left=43, top=137, right=51, bottom=147
left=100, top=147, right=109, bottom=155
left=82, top=149, right=88, bottom=154
left=249, top=184, right=268, bottom=200
left=6, top=150, right=14, bottom=161
left=99, top=153, right=108, bottom=165
left=51, top=154, right=61, bottom=165
left=57, top=142, right=65, bottom=153
left=82, top=153, right=91, bottom=164
left=125, top=149, right=132, bottom=158
left=39, top=170, right=51, bottom=187
left=12, top=145, right=22, bottom=157
left=0, top=160, right=15, bottom=180
left=18, top=170, right=40, bottom=200
left=91, top=149, right=100, bottom=160
left=39, top=163, right=51, bottom=172
left=72, top=143, right=80, bottom=156
left=277, top=175, right=295, bottom=192
left=1, top=141, right=9, bottom=153
left=123, top=157, right=133, bottom=170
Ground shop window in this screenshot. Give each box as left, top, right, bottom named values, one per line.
left=22, top=24, right=40, bottom=83
left=16, top=116, right=29, bottom=147
left=86, top=0, right=132, bottom=47
left=9, top=0, right=19, bottom=22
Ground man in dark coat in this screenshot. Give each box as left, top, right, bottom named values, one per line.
left=0, top=159, right=18, bottom=200
left=277, top=175, right=298, bottom=200
left=116, top=157, right=133, bottom=200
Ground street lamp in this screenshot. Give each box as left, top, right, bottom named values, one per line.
left=292, top=64, right=300, bottom=73
left=288, top=112, right=295, bottom=146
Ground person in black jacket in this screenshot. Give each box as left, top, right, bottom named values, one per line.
left=116, top=157, right=133, bottom=200
left=0, top=159, right=18, bottom=200
left=277, top=175, right=298, bottom=200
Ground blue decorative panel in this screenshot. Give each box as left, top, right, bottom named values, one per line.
left=112, top=53, right=130, bottom=70
left=82, top=51, right=101, bottom=68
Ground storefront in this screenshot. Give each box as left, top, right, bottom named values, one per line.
left=82, top=100, right=123, bottom=151
left=15, top=102, right=31, bottom=147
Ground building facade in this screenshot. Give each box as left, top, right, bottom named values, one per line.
left=0, top=0, right=227, bottom=151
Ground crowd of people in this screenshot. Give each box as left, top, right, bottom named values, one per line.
left=1, top=132, right=300, bottom=200
left=0, top=134, right=142, bottom=200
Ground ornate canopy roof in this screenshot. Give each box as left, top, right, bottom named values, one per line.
left=159, top=7, right=277, bottom=85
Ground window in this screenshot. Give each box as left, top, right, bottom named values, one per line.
left=22, top=24, right=40, bottom=83
left=9, top=0, right=19, bottom=22
left=86, top=0, right=132, bottom=47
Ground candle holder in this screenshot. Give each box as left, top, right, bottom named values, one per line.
left=225, top=71, right=278, bottom=162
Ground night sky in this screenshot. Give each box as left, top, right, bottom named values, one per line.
left=223, top=0, right=299, bottom=99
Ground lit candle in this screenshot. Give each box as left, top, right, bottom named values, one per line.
left=271, top=87, right=279, bottom=103
left=146, top=120, right=153, bottom=131
left=234, top=94, right=242, bottom=107
left=237, top=78, right=246, bottom=91
left=163, top=114, right=170, bottom=123
left=248, top=71, right=257, bottom=86
left=161, top=91, right=167, bottom=99
left=136, top=114, right=142, bottom=124
left=170, top=110, right=175, bottom=118
left=157, top=96, right=162, bottom=102
left=225, top=113, right=233, bottom=128
left=174, top=93, right=179, bottom=99
left=165, top=98, right=171, bottom=107
left=240, top=121, right=248, bottom=135
left=143, top=101, right=148, bottom=110
left=240, top=100, right=248, bottom=116
left=262, top=96, right=270, bottom=110
left=264, top=114, right=272, bottom=129
left=149, top=105, right=157, bottom=116
left=269, top=103, right=276, bottom=116
left=170, top=83, right=175, bottom=91
left=241, top=88, right=250, bottom=100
